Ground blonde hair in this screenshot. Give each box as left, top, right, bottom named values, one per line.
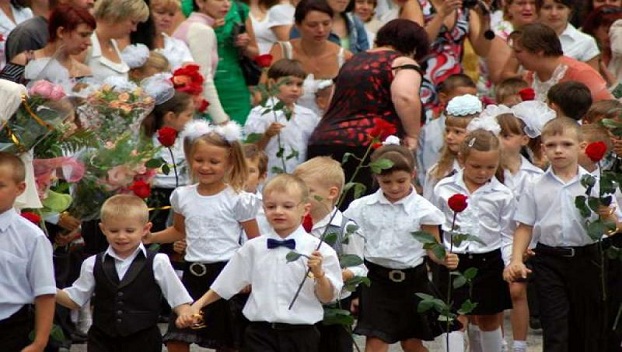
left=243, top=144, right=269, bottom=176
left=130, top=52, right=170, bottom=80
left=459, top=129, right=501, bottom=159
left=94, top=0, right=149, bottom=22
left=262, top=173, right=309, bottom=202
left=150, top=0, right=181, bottom=11
left=431, top=115, right=474, bottom=180
left=495, top=77, right=529, bottom=104
left=100, top=194, right=149, bottom=224
left=541, top=117, right=582, bottom=142
left=583, top=99, right=622, bottom=124
left=293, top=156, right=345, bottom=194
left=0, top=152, right=25, bottom=183
left=581, top=124, right=613, bottom=150
left=185, top=133, right=248, bottom=192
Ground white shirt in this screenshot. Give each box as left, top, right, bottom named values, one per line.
left=559, top=24, right=600, bottom=63
left=0, top=5, right=32, bottom=69
left=241, top=192, right=271, bottom=243
left=310, top=209, right=367, bottom=299
left=514, top=166, right=600, bottom=247
left=0, top=208, right=56, bottom=320
left=152, top=135, right=189, bottom=188
left=156, top=33, right=194, bottom=70
left=171, top=185, right=260, bottom=262
left=345, top=188, right=445, bottom=269
left=63, top=244, right=192, bottom=309
left=417, top=114, right=446, bottom=186
left=250, top=12, right=277, bottom=55
left=244, top=98, right=319, bottom=177
left=86, top=33, right=129, bottom=82
left=211, top=226, right=343, bottom=324
left=423, top=159, right=461, bottom=201
left=432, top=170, right=516, bottom=262
left=267, top=4, right=295, bottom=29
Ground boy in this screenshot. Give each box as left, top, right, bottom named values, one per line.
left=495, top=77, right=529, bottom=107
left=416, top=73, right=477, bottom=187
left=243, top=143, right=271, bottom=237
left=244, top=59, right=320, bottom=177
left=293, top=157, right=367, bottom=352
left=0, top=152, right=56, bottom=351
left=504, top=118, right=618, bottom=352
left=177, top=174, right=343, bottom=352
left=56, top=194, right=193, bottom=351
left=547, top=81, right=593, bottom=121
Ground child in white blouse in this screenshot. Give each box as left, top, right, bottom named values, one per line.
left=244, top=58, right=320, bottom=177
left=345, top=143, right=459, bottom=352
left=432, top=129, right=516, bottom=352
left=145, top=121, right=260, bottom=352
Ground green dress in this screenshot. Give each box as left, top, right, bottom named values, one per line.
left=213, top=2, right=252, bottom=125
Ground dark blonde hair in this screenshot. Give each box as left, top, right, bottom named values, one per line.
left=185, top=133, right=249, bottom=192
left=459, top=129, right=501, bottom=160
left=370, top=144, right=415, bottom=175
left=267, top=59, right=306, bottom=80
left=0, top=152, right=25, bottom=183
left=293, top=156, right=345, bottom=193
left=541, top=117, right=582, bottom=142
left=496, top=113, right=543, bottom=164
left=581, top=124, right=613, bottom=150
left=100, top=194, right=149, bottom=223
left=495, top=77, right=529, bottom=104
left=583, top=99, right=622, bottom=124
left=431, top=115, right=475, bottom=180
left=243, top=143, right=269, bottom=176
left=262, top=173, right=309, bottom=202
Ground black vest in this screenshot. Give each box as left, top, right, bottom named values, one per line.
left=92, top=250, right=162, bottom=337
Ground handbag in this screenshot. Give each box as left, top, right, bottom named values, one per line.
left=234, top=3, right=262, bottom=86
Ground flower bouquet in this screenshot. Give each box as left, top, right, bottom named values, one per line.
left=0, top=80, right=71, bottom=153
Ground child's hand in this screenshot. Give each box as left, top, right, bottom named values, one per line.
left=443, top=253, right=459, bottom=270
left=522, top=248, right=535, bottom=262
left=173, top=239, right=187, bottom=254
left=307, top=250, right=325, bottom=279
left=597, top=205, right=616, bottom=218
left=264, top=122, right=284, bottom=138
left=175, top=305, right=201, bottom=329
left=503, top=261, right=531, bottom=282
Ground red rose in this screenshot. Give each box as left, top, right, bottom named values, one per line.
left=196, top=98, right=210, bottom=113
left=518, top=88, right=536, bottom=101
left=157, top=127, right=177, bottom=147
left=21, top=211, right=41, bottom=225
left=448, top=194, right=468, bottom=213
left=254, top=54, right=273, bottom=68
left=130, top=180, right=151, bottom=199
left=171, top=64, right=204, bottom=95
left=585, top=141, right=608, bottom=163
left=369, top=118, right=397, bottom=141
left=302, top=213, right=313, bottom=233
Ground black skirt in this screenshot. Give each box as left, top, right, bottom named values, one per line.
left=355, top=261, right=458, bottom=343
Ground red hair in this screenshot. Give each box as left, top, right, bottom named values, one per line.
left=48, top=5, right=96, bottom=42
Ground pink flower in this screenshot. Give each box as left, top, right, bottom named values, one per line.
left=106, top=165, right=133, bottom=189
left=49, top=84, right=66, bottom=100
left=29, top=80, right=66, bottom=100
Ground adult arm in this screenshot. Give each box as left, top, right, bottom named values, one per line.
left=399, top=0, right=424, bottom=24
left=468, top=8, right=494, bottom=58
left=391, top=56, right=423, bottom=150
left=423, top=0, right=462, bottom=42
left=483, top=36, right=512, bottom=84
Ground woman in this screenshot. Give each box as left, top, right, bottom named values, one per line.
left=245, top=0, right=280, bottom=54
left=0, top=0, right=33, bottom=69
left=86, top=0, right=149, bottom=81
left=269, top=0, right=353, bottom=115
left=510, top=23, right=612, bottom=101
left=575, top=0, right=621, bottom=27
left=307, top=19, right=428, bottom=207
left=149, top=0, right=195, bottom=70
left=0, top=5, right=94, bottom=86
left=354, top=0, right=383, bottom=38
left=267, top=0, right=296, bottom=41
left=582, top=5, right=622, bottom=87
left=494, top=0, right=537, bottom=39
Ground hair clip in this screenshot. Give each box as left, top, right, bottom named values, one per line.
left=214, top=121, right=242, bottom=143
left=511, top=101, right=555, bottom=138
left=467, top=115, right=501, bottom=135
left=141, top=73, right=175, bottom=105
left=468, top=137, right=476, bottom=147
left=446, top=94, right=483, bottom=117
left=120, top=44, right=150, bottom=69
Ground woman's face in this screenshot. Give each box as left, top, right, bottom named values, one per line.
left=297, top=10, right=332, bottom=42
left=538, top=0, right=571, bottom=33
left=354, top=0, right=376, bottom=22
left=61, top=23, right=94, bottom=55
left=506, top=0, right=537, bottom=27
left=593, top=0, right=622, bottom=9
left=199, top=0, right=231, bottom=19
left=326, top=0, right=348, bottom=14
left=151, top=5, right=177, bottom=33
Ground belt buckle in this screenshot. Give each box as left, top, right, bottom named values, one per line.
left=189, top=263, right=207, bottom=277
left=388, top=269, right=406, bottom=283
left=562, top=247, right=575, bottom=258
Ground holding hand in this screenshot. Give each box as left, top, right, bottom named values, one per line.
left=264, top=122, right=284, bottom=138
left=436, top=0, right=462, bottom=17
left=307, top=250, right=325, bottom=279
left=235, top=33, right=251, bottom=49
left=443, top=252, right=459, bottom=270
left=175, top=305, right=202, bottom=329
left=58, top=212, right=80, bottom=232
left=503, top=261, right=531, bottom=282
left=173, top=239, right=187, bottom=254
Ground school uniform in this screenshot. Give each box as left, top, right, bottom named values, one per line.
left=433, top=170, right=515, bottom=315
left=0, top=208, right=56, bottom=352
left=63, top=244, right=192, bottom=352
left=422, top=159, right=461, bottom=201
left=210, top=225, right=343, bottom=352
left=515, top=166, right=608, bottom=352
left=310, top=208, right=367, bottom=352
left=345, top=188, right=449, bottom=343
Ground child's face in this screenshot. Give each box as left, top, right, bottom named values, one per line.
left=541, top=131, right=582, bottom=171
left=445, top=125, right=468, bottom=153
left=500, top=94, right=522, bottom=107
left=263, top=189, right=310, bottom=237
left=244, top=158, right=265, bottom=193
left=190, top=142, right=231, bottom=187
left=354, top=0, right=376, bottom=22
left=299, top=175, right=338, bottom=218
left=376, top=170, right=413, bottom=203
left=500, top=131, right=529, bottom=156
left=275, top=76, right=304, bottom=106
left=99, top=216, right=152, bottom=259
left=165, top=100, right=195, bottom=132
left=461, top=149, right=500, bottom=190
left=0, top=165, right=25, bottom=214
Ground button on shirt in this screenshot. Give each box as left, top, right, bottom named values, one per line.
left=63, top=244, right=192, bottom=309
left=0, top=208, right=56, bottom=320
left=344, top=188, right=445, bottom=269
left=210, top=226, right=342, bottom=324
left=433, top=171, right=516, bottom=260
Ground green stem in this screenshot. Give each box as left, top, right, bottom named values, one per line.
left=336, top=143, right=375, bottom=209
left=271, top=97, right=287, bottom=173
left=446, top=211, right=457, bottom=348
left=168, top=147, right=179, bottom=188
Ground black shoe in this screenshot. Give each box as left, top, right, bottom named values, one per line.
left=529, top=317, right=542, bottom=330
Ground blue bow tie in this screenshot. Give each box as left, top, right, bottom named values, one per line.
left=267, top=238, right=296, bottom=250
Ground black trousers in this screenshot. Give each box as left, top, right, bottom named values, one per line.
left=243, top=322, right=319, bottom=352
left=87, top=325, right=162, bottom=352
left=0, top=305, right=34, bottom=352
left=533, top=243, right=606, bottom=352
left=317, top=296, right=354, bottom=352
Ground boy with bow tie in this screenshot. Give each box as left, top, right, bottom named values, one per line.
left=177, top=174, right=342, bottom=352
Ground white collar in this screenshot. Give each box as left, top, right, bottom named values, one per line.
left=366, top=186, right=418, bottom=206
left=452, top=169, right=508, bottom=194
left=104, top=243, right=147, bottom=262
left=544, top=165, right=590, bottom=184
left=519, top=155, right=544, bottom=174
left=0, top=208, right=18, bottom=232
left=560, top=23, right=580, bottom=40
left=313, top=208, right=343, bottom=231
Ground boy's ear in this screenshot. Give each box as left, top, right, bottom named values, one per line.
left=302, top=202, right=312, bottom=216
left=579, top=140, right=588, bottom=151
left=328, top=186, right=340, bottom=201
left=98, top=222, right=106, bottom=234
left=142, top=222, right=153, bottom=236
left=520, top=134, right=530, bottom=146
left=15, top=181, right=26, bottom=196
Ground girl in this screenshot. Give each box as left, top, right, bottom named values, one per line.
left=145, top=120, right=260, bottom=352
left=344, top=142, right=459, bottom=352
left=432, top=129, right=516, bottom=352
left=423, top=94, right=482, bottom=200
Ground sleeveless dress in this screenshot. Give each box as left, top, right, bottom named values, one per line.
left=213, top=2, right=252, bottom=124
left=279, top=41, right=345, bottom=116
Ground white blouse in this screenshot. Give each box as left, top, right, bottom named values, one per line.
left=250, top=12, right=277, bottom=55
left=86, top=33, right=129, bottom=82
left=155, top=33, right=194, bottom=70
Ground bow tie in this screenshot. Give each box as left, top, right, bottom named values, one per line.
left=267, top=238, right=296, bottom=250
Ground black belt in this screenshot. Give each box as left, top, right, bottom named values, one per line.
left=185, top=261, right=227, bottom=277
left=535, top=243, right=599, bottom=258
left=458, top=249, right=501, bottom=261
left=251, top=321, right=314, bottom=330
left=365, top=260, right=423, bottom=283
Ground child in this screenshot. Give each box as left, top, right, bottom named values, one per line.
left=504, top=118, right=619, bottom=351
left=128, top=49, right=171, bottom=82
left=345, top=143, right=459, bottom=352
left=177, top=174, right=343, bottom=351
left=422, top=93, right=482, bottom=200
left=582, top=99, right=622, bottom=124
left=547, top=81, right=593, bottom=121
left=145, top=120, right=260, bottom=352
left=242, top=143, right=271, bottom=238
left=56, top=194, right=193, bottom=351
left=578, top=124, right=613, bottom=174
left=293, top=156, right=367, bottom=352
left=244, top=58, right=320, bottom=177
left=417, top=74, right=477, bottom=187
left=0, top=152, right=56, bottom=351
left=432, top=129, right=516, bottom=352
left=494, top=77, right=529, bottom=107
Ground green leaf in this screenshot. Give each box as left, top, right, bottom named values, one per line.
left=323, top=308, right=354, bottom=326
left=245, top=133, right=263, bottom=144
left=323, top=232, right=338, bottom=247
left=352, top=183, right=367, bottom=200
left=342, top=152, right=353, bottom=164
left=411, top=231, right=438, bottom=244
left=345, top=224, right=359, bottom=234
left=587, top=220, right=618, bottom=241
left=261, top=107, right=273, bottom=115
left=451, top=233, right=486, bottom=247
left=148, top=243, right=161, bottom=252
left=286, top=251, right=303, bottom=262
left=588, top=196, right=602, bottom=213
left=437, top=313, right=456, bottom=322
left=276, top=147, right=285, bottom=158
left=580, top=174, right=597, bottom=190
left=162, top=164, right=170, bottom=175
left=416, top=293, right=435, bottom=301
left=600, top=173, right=617, bottom=196
left=463, top=267, right=478, bottom=280
left=418, top=299, right=435, bottom=313
left=430, top=244, right=447, bottom=261
left=271, top=166, right=284, bottom=174
left=286, top=149, right=299, bottom=161
left=273, top=100, right=285, bottom=111
left=145, top=157, right=165, bottom=168
left=339, top=254, right=363, bottom=268
left=607, top=247, right=620, bottom=260
left=452, top=275, right=467, bottom=289
left=602, top=118, right=622, bottom=136
left=344, top=276, right=370, bottom=291
left=369, top=158, right=394, bottom=174
left=575, top=195, right=592, bottom=218
left=457, top=299, right=478, bottom=315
